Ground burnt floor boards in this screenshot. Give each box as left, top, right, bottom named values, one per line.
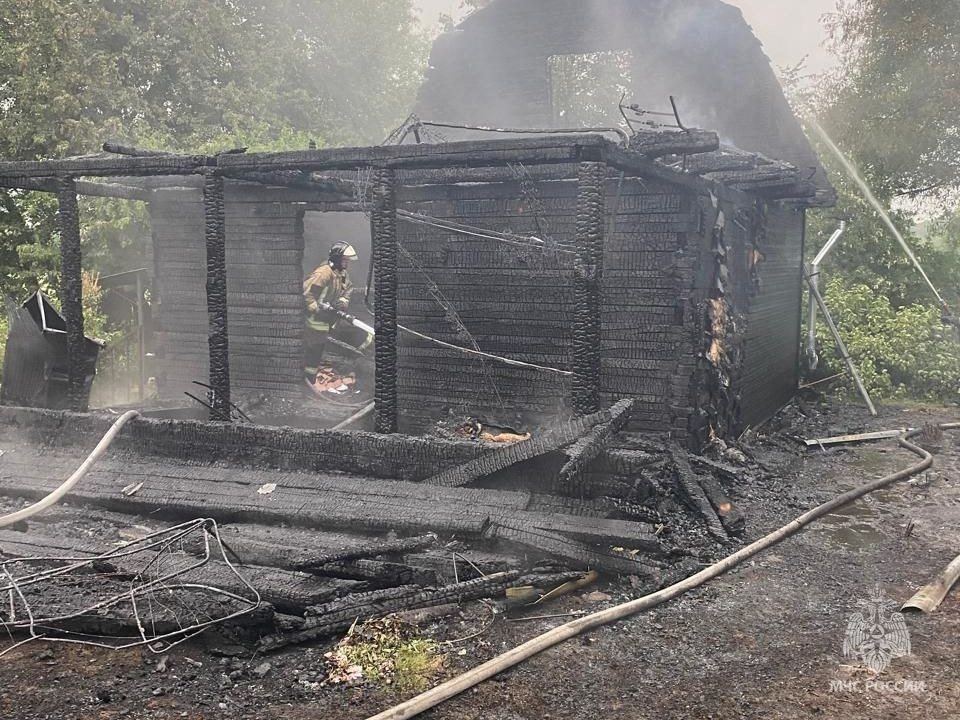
left=0, top=442, right=662, bottom=579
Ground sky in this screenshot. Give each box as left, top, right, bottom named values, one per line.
left=412, top=0, right=839, bottom=77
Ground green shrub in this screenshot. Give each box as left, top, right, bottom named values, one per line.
left=815, top=278, right=960, bottom=401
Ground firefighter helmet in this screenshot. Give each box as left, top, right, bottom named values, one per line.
left=329, top=242, right=358, bottom=268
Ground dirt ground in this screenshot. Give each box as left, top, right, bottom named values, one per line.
left=0, top=400, right=958, bottom=720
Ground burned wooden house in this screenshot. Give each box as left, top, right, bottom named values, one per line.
left=0, top=0, right=833, bottom=448
left=0, top=127, right=826, bottom=448
left=0, top=2, right=842, bottom=654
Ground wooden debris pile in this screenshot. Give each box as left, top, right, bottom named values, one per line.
left=0, top=403, right=761, bottom=653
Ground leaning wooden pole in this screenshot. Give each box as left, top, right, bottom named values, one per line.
left=202, top=170, right=231, bottom=421
left=802, top=267, right=877, bottom=416
left=372, top=167, right=399, bottom=433
left=572, top=158, right=605, bottom=416
left=56, top=176, right=86, bottom=410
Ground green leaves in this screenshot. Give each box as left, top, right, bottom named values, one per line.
left=816, top=278, right=960, bottom=400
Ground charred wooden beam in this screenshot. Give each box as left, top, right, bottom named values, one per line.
left=422, top=409, right=610, bottom=488
left=0, top=154, right=214, bottom=179
left=216, top=134, right=608, bottom=173
left=0, top=530, right=361, bottom=615
left=74, top=180, right=151, bottom=202
left=697, top=474, right=745, bottom=536
left=669, top=446, right=728, bottom=543
left=629, top=129, right=719, bottom=158
left=293, top=533, right=439, bottom=570
left=202, top=170, right=231, bottom=420
left=572, top=160, right=605, bottom=415
left=319, top=558, right=439, bottom=587
left=372, top=167, right=399, bottom=433
left=489, top=523, right=661, bottom=580
left=556, top=398, right=634, bottom=494
left=259, top=571, right=521, bottom=650
left=666, top=151, right=761, bottom=176
left=706, top=164, right=799, bottom=188
left=56, top=177, right=86, bottom=411
left=102, top=142, right=174, bottom=157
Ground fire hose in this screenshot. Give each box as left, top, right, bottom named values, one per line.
left=364, top=424, right=960, bottom=720
left=0, top=410, right=140, bottom=528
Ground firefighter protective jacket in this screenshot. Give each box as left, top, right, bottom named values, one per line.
left=303, top=263, right=353, bottom=332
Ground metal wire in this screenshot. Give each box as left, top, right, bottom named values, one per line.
left=0, top=518, right=261, bottom=656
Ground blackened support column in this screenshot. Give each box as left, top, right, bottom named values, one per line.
left=57, top=176, right=86, bottom=410
left=372, top=167, right=398, bottom=433
left=572, top=159, right=606, bottom=415
left=202, top=169, right=231, bottom=421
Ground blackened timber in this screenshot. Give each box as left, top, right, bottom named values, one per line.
left=202, top=171, right=231, bottom=420
left=215, top=134, right=608, bottom=172
left=422, top=409, right=611, bottom=488
left=628, top=129, right=719, bottom=158
left=0, top=154, right=214, bottom=179
left=259, top=571, right=521, bottom=649
left=669, top=445, right=729, bottom=543
left=294, top=533, right=439, bottom=570
left=555, top=398, right=634, bottom=495
left=572, top=160, right=605, bottom=415
left=56, top=177, right=85, bottom=410
left=669, top=151, right=760, bottom=176
left=101, top=142, right=174, bottom=157
left=372, top=167, right=399, bottom=433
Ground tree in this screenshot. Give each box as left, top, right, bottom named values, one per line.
left=0, top=0, right=428, bottom=378
left=820, top=0, right=960, bottom=199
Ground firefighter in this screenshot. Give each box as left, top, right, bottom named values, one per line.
left=302, top=241, right=371, bottom=382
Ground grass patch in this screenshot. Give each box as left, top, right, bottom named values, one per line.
left=323, top=615, right=445, bottom=693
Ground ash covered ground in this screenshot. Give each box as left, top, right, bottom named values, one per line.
left=0, top=400, right=958, bottom=720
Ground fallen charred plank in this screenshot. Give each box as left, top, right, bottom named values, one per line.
left=293, top=533, right=440, bottom=569
left=668, top=446, right=729, bottom=543
left=555, top=399, right=635, bottom=495
left=0, top=450, right=664, bottom=573
left=423, top=408, right=611, bottom=488
left=688, top=454, right=744, bottom=483
left=488, top=522, right=661, bottom=582
left=696, top=475, right=745, bottom=536
left=318, top=558, right=439, bottom=587
left=258, top=571, right=521, bottom=651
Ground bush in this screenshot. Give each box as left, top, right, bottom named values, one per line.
left=815, top=278, right=960, bottom=401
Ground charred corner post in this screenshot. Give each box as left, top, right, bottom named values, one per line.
left=202, top=169, right=231, bottom=421
left=56, top=175, right=86, bottom=411
left=572, top=156, right=606, bottom=416
left=372, top=167, right=399, bottom=434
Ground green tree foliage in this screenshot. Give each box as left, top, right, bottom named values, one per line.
left=802, top=0, right=960, bottom=402
left=821, top=0, right=960, bottom=198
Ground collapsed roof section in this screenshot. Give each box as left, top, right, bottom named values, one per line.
left=417, top=0, right=834, bottom=204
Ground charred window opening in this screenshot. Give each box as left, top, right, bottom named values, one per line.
left=547, top=49, right=633, bottom=128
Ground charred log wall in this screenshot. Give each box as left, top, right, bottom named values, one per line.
left=394, top=170, right=697, bottom=433
left=150, top=184, right=304, bottom=401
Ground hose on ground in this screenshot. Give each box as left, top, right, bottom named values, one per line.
left=366, top=423, right=960, bottom=720
left=0, top=410, right=140, bottom=528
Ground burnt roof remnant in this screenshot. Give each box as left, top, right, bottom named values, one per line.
left=417, top=0, right=833, bottom=205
